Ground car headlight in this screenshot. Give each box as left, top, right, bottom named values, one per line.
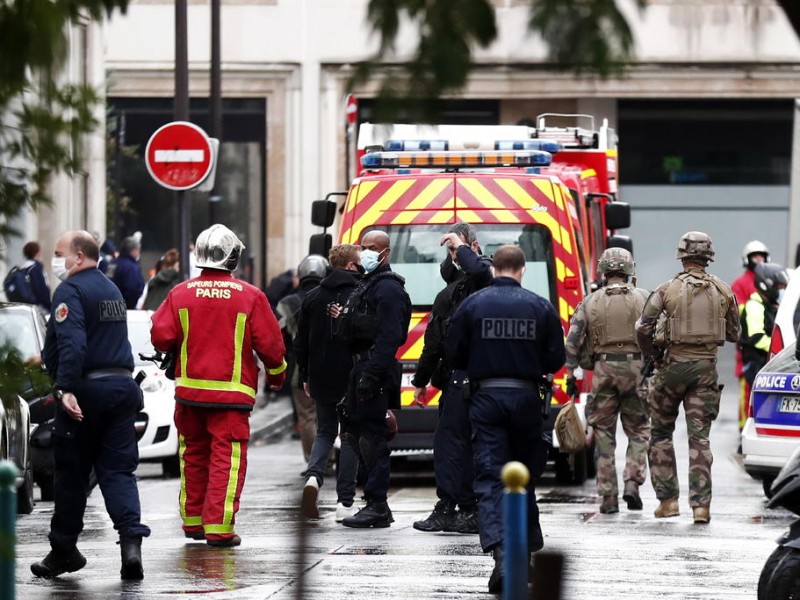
left=140, top=377, right=166, bottom=393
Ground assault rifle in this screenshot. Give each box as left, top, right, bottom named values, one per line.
left=540, top=374, right=555, bottom=419
left=639, top=348, right=664, bottom=387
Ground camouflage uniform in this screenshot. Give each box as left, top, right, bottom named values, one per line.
left=565, top=281, right=650, bottom=504
left=636, top=234, right=739, bottom=517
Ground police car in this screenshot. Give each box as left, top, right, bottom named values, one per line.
left=742, top=342, right=800, bottom=497
left=127, top=310, right=180, bottom=477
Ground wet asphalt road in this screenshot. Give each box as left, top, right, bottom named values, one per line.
left=12, top=352, right=793, bottom=599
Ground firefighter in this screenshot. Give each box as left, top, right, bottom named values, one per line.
left=636, top=231, right=740, bottom=524
left=150, top=224, right=287, bottom=547
left=740, top=263, right=790, bottom=388
left=446, top=245, right=566, bottom=594
left=32, top=230, right=150, bottom=580
left=564, top=247, right=650, bottom=514
left=337, top=230, right=411, bottom=528
left=732, top=240, right=770, bottom=432
left=411, top=223, right=492, bottom=534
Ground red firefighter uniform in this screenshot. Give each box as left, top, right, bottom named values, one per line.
left=151, top=269, right=286, bottom=543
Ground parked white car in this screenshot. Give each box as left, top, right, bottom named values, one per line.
left=769, top=266, right=800, bottom=357
left=127, top=310, right=179, bottom=477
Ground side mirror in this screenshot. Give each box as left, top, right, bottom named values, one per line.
left=605, top=202, right=631, bottom=230
left=607, top=235, right=633, bottom=254
left=311, top=200, right=336, bottom=228
left=309, top=234, right=332, bottom=257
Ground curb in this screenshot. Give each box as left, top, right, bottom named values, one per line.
left=251, top=410, right=294, bottom=443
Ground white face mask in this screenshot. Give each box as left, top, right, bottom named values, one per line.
left=778, top=288, right=786, bottom=304
left=360, top=249, right=383, bottom=274
left=51, top=255, right=74, bottom=281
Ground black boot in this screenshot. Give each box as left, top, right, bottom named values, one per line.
left=119, top=536, right=144, bottom=580
left=412, top=499, right=456, bottom=532
left=341, top=501, right=394, bottom=528
left=488, top=545, right=504, bottom=594
left=444, top=506, right=479, bottom=534
left=31, top=547, right=86, bottom=578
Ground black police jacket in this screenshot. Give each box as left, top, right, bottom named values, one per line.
left=294, top=268, right=360, bottom=403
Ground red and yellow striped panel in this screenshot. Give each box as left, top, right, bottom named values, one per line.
left=397, top=312, right=442, bottom=408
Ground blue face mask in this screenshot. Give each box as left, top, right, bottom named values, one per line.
left=360, top=249, right=382, bottom=273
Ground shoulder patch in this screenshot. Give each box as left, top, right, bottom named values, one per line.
left=54, top=303, right=69, bottom=323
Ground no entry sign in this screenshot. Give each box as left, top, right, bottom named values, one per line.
left=145, top=121, right=214, bottom=191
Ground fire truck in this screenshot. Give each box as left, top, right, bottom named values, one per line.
left=310, top=115, right=632, bottom=483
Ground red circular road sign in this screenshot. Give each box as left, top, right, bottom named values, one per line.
left=345, top=94, right=358, bottom=125
left=145, top=121, right=213, bottom=191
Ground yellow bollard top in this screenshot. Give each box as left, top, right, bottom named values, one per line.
left=501, top=461, right=529, bottom=493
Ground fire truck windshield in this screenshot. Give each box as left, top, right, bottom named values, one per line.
left=363, top=223, right=557, bottom=309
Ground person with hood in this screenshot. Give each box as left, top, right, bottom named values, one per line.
left=276, top=254, right=329, bottom=461
left=143, top=249, right=181, bottom=311
left=295, top=244, right=363, bottom=521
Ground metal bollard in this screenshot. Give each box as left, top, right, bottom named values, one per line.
left=0, top=460, right=19, bottom=600
left=501, top=461, right=529, bottom=600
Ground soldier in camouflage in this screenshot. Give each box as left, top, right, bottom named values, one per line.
left=565, top=247, right=651, bottom=514
left=635, top=232, right=740, bottom=524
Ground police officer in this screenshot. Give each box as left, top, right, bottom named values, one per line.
left=412, top=223, right=492, bottom=534
left=151, top=225, right=287, bottom=547
left=32, top=230, right=151, bottom=580
left=636, top=231, right=740, bottom=524
left=564, top=247, right=650, bottom=514
left=337, top=230, right=411, bottom=528
left=446, top=245, right=565, bottom=594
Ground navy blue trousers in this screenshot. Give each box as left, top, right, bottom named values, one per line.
left=433, top=370, right=477, bottom=509
left=49, top=376, right=151, bottom=551
left=470, top=387, right=543, bottom=553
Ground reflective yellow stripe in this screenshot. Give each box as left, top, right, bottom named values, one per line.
left=178, top=434, right=199, bottom=525
left=223, top=442, right=241, bottom=525
left=179, top=308, right=190, bottom=377
left=183, top=516, right=202, bottom=527
left=204, top=524, right=235, bottom=534
left=267, top=359, right=287, bottom=375
left=231, top=313, right=246, bottom=384
left=176, top=377, right=256, bottom=398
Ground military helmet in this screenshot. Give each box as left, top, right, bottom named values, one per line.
left=598, top=247, right=635, bottom=276
left=742, top=240, right=770, bottom=268
left=297, top=254, right=329, bottom=281
left=675, top=231, right=715, bottom=263
left=754, top=263, right=789, bottom=304
left=194, top=224, right=245, bottom=272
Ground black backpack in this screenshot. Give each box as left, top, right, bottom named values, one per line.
left=3, top=265, right=35, bottom=304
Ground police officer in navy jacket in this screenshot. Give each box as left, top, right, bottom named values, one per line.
left=446, top=244, right=565, bottom=594
left=31, top=230, right=150, bottom=580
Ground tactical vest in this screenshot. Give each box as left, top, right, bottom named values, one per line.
left=337, top=271, right=408, bottom=346
left=663, top=271, right=728, bottom=345
left=585, top=282, right=646, bottom=353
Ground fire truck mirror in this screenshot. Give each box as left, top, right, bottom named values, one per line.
left=311, top=200, right=337, bottom=228
left=606, top=234, right=633, bottom=256
left=309, top=233, right=332, bottom=258
left=605, top=202, right=631, bottom=230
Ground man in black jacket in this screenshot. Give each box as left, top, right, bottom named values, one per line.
left=411, top=222, right=492, bottom=534
left=295, top=244, right=363, bottom=521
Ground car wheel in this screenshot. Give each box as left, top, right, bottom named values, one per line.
left=764, top=476, right=777, bottom=499
left=37, top=474, right=54, bottom=501
left=17, top=454, right=35, bottom=515
left=766, top=547, right=800, bottom=600
left=759, top=546, right=790, bottom=600
left=162, top=454, right=181, bottom=478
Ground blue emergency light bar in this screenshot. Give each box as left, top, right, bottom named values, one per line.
left=385, top=139, right=448, bottom=151
left=494, top=139, right=561, bottom=153
left=361, top=150, right=553, bottom=170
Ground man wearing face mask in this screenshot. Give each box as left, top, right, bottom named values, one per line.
left=32, top=231, right=150, bottom=580
left=411, top=222, right=492, bottom=534
left=335, top=230, right=411, bottom=528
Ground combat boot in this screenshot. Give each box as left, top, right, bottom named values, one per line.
left=623, top=481, right=643, bottom=511
left=692, top=507, right=711, bottom=524
left=654, top=498, right=680, bottom=518
left=119, top=536, right=144, bottom=580
left=444, top=506, right=479, bottom=534
left=342, top=501, right=394, bottom=528
left=599, top=496, right=619, bottom=514
left=31, top=547, right=87, bottom=578
left=412, top=499, right=456, bottom=532
left=488, top=545, right=504, bottom=594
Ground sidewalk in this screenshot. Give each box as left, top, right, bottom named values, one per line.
left=250, top=392, right=295, bottom=443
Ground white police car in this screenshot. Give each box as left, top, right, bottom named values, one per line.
left=742, top=343, right=800, bottom=497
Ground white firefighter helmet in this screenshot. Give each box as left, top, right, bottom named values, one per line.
left=194, top=224, right=245, bottom=272
left=741, top=240, right=770, bottom=268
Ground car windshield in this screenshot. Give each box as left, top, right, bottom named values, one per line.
left=128, top=318, right=157, bottom=366
left=0, top=309, right=39, bottom=361
left=766, top=343, right=800, bottom=373
left=368, top=223, right=557, bottom=309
